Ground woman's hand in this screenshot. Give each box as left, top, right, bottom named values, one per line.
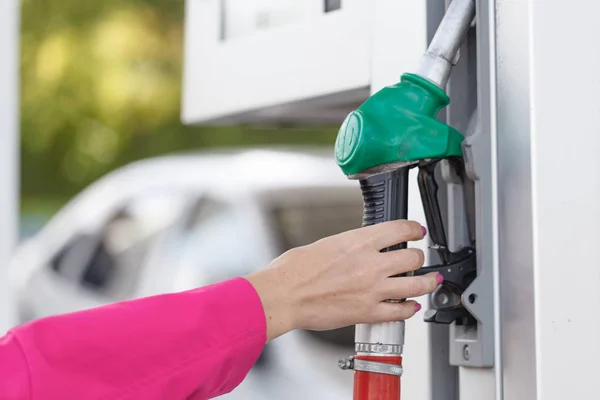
left=246, top=220, right=441, bottom=341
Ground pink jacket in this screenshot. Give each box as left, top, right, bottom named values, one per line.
left=0, top=278, right=267, bottom=400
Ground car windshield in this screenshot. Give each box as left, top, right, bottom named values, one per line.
left=269, top=199, right=363, bottom=348
left=271, top=202, right=363, bottom=251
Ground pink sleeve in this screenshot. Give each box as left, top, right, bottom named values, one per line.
left=0, top=278, right=267, bottom=400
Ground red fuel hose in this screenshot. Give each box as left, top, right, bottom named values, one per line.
left=353, top=355, right=403, bottom=400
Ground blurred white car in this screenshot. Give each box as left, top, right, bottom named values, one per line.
left=9, top=147, right=363, bottom=399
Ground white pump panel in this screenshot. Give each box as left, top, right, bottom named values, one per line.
left=181, top=1, right=432, bottom=125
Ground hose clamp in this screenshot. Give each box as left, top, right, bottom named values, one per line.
left=355, top=342, right=403, bottom=354
left=338, top=356, right=403, bottom=376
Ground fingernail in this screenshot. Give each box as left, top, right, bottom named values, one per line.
left=415, top=303, right=422, bottom=312
left=421, top=226, right=427, bottom=236
left=437, top=273, right=444, bottom=284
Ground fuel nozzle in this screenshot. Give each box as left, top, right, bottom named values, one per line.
left=334, top=0, right=476, bottom=319
left=334, top=1, right=477, bottom=399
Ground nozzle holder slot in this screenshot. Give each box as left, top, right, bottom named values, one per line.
left=434, top=0, right=496, bottom=367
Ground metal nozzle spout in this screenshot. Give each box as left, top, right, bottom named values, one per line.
left=415, top=0, right=476, bottom=89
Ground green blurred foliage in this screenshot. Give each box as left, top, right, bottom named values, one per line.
left=20, top=0, right=337, bottom=211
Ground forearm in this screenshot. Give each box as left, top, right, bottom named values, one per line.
left=2, top=278, right=266, bottom=400
left=1, top=219, right=437, bottom=400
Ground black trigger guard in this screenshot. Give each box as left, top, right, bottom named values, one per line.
left=413, top=157, right=477, bottom=325
left=416, top=157, right=474, bottom=264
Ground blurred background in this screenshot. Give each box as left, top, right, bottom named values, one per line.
left=12, top=1, right=362, bottom=398
left=20, top=0, right=342, bottom=237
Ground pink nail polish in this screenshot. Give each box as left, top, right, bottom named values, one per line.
left=437, top=273, right=444, bottom=284
left=415, top=303, right=422, bottom=312
left=421, top=226, right=427, bottom=236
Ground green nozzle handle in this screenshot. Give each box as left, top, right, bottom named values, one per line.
left=334, top=73, right=465, bottom=177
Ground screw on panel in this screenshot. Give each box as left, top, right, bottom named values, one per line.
left=463, top=345, right=471, bottom=360
left=468, top=293, right=477, bottom=304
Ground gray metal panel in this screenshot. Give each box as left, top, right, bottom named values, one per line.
left=494, top=1, right=536, bottom=399
left=436, top=0, right=497, bottom=372
left=457, top=0, right=503, bottom=397
left=444, top=0, right=502, bottom=398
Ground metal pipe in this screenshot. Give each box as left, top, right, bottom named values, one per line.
left=415, top=0, right=476, bottom=89
left=355, top=321, right=405, bottom=355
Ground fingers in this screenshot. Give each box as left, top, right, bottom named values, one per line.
left=377, top=272, right=441, bottom=301
left=373, top=300, right=421, bottom=322
left=379, top=248, right=425, bottom=276
left=359, top=220, right=425, bottom=250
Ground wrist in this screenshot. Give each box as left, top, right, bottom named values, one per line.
left=245, top=266, right=300, bottom=341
